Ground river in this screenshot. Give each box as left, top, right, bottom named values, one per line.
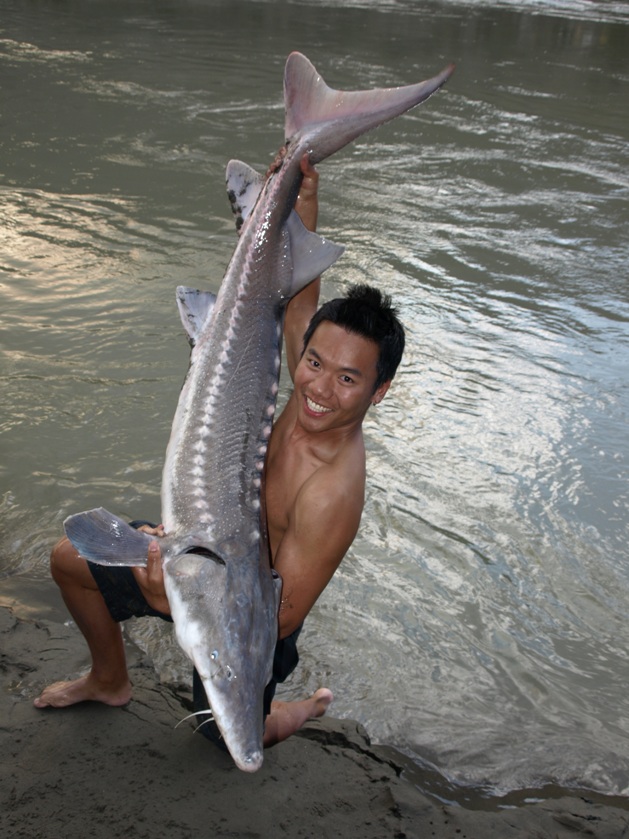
left=1, top=0, right=628, bottom=799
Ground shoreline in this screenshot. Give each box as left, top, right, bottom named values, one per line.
left=1, top=578, right=628, bottom=838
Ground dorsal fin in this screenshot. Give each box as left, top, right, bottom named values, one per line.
left=176, top=286, right=217, bottom=346
left=226, top=160, right=264, bottom=233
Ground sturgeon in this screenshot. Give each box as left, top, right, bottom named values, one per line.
left=64, top=52, right=454, bottom=771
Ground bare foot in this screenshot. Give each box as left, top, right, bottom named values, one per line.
left=311, top=687, right=334, bottom=718
left=263, top=686, right=334, bottom=746
left=33, top=673, right=132, bottom=709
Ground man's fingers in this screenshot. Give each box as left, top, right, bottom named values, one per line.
left=137, top=523, right=165, bottom=537
left=299, top=154, right=318, bottom=190
left=146, top=540, right=162, bottom=581
left=131, top=539, right=170, bottom=616
left=296, top=154, right=319, bottom=231
left=300, top=153, right=317, bottom=177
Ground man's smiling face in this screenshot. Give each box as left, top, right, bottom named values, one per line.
left=294, top=321, right=390, bottom=433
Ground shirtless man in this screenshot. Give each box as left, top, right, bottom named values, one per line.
left=34, top=159, right=405, bottom=747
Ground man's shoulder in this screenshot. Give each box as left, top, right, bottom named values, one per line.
left=324, top=432, right=366, bottom=479
left=298, top=435, right=366, bottom=515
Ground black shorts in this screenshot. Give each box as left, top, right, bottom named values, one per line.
left=87, top=520, right=301, bottom=719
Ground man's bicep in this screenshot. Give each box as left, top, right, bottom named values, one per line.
left=273, top=492, right=361, bottom=638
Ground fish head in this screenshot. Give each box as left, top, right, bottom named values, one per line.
left=163, top=542, right=281, bottom=772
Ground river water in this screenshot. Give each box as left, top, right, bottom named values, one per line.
left=1, top=0, right=628, bottom=800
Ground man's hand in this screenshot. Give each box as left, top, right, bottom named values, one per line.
left=295, top=154, right=319, bottom=232
left=132, top=526, right=171, bottom=616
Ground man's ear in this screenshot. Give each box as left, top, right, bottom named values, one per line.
left=371, top=380, right=391, bottom=406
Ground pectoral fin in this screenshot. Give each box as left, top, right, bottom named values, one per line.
left=64, top=507, right=153, bottom=567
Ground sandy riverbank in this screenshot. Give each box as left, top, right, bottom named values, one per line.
left=1, top=580, right=627, bottom=838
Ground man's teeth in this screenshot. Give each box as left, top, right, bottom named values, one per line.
left=306, top=396, right=332, bottom=414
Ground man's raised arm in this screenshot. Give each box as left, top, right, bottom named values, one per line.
left=284, top=155, right=321, bottom=382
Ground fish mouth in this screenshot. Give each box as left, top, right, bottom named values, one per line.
left=305, top=395, right=333, bottom=415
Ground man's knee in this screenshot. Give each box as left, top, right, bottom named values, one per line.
left=50, top=536, right=91, bottom=587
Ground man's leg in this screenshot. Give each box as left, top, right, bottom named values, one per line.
left=33, top=537, right=131, bottom=708
left=262, top=688, right=334, bottom=747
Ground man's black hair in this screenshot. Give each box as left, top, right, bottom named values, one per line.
left=302, top=284, right=405, bottom=391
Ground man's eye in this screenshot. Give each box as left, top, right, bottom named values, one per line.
left=341, top=375, right=354, bottom=384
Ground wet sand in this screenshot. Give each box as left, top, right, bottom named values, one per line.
left=1, top=581, right=628, bottom=838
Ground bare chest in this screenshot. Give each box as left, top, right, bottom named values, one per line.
left=264, top=440, right=320, bottom=559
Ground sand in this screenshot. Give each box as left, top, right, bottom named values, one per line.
left=1, top=579, right=628, bottom=839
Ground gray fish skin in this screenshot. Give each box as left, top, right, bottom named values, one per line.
left=64, top=52, right=454, bottom=772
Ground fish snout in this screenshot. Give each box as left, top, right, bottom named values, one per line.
left=235, top=749, right=264, bottom=773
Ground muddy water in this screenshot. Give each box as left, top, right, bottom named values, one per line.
left=1, top=0, right=628, bottom=796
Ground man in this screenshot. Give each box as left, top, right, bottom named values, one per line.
left=34, top=159, right=405, bottom=747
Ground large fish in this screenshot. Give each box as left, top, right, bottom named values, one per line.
left=64, top=52, right=454, bottom=771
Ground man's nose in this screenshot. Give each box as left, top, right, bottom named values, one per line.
left=312, top=372, right=333, bottom=398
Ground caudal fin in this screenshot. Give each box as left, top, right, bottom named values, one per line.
left=284, top=53, right=454, bottom=164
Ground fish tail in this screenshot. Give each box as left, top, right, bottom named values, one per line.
left=283, top=52, right=454, bottom=164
